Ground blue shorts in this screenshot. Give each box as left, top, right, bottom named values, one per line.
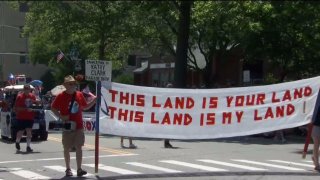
left=16, top=119, right=34, bottom=131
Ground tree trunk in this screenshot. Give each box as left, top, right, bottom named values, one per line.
left=173, top=1, right=192, bottom=88
left=99, top=32, right=106, bottom=60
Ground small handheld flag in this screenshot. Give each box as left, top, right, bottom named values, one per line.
left=57, top=50, right=65, bottom=63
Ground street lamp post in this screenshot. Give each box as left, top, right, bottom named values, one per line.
left=69, top=47, right=82, bottom=72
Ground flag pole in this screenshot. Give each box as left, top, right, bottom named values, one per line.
left=95, top=80, right=101, bottom=173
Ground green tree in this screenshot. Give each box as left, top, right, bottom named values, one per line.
left=239, top=2, right=320, bottom=81
left=24, top=1, right=136, bottom=83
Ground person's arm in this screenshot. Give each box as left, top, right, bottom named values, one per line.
left=51, top=107, right=69, bottom=121
left=83, top=96, right=97, bottom=111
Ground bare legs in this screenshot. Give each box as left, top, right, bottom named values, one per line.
left=121, top=137, right=137, bottom=148
left=15, top=130, right=24, bottom=143
left=76, top=146, right=82, bottom=170
left=63, top=148, right=71, bottom=170
left=25, top=128, right=32, bottom=148
left=15, top=128, right=33, bottom=151
left=312, top=135, right=320, bottom=170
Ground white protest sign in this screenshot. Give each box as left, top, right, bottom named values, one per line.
left=99, top=76, right=320, bottom=139
left=85, top=60, right=112, bottom=81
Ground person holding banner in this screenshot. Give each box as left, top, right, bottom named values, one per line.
left=311, top=92, right=320, bottom=172
left=51, top=75, right=97, bottom=177
left=164, top=83, right=174, bottom=148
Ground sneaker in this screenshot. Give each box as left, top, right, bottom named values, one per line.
left=15, top=142, right=20, bottom=151
left=77, top=168, right=87, bottom=177
left=129, top=144, right=137, bottom=149
left=65, top=168, right=73, bottom=177
left=121, top=143, right=125, bottom=148
left=26, top=146, right=33, bottom=152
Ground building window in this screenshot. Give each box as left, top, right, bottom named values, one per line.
left=19, top=54, right=29, bottom=64
left=19, top=2, right=29, bottom=12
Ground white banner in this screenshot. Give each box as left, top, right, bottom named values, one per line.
left=99, top=76, right=320, bottom=139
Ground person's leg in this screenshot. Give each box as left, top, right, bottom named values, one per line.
left=312, top=126, right=320, bottom=170
left=312, top=136, right=320, bottom=169
left=15, top=130, right=23, bottom=150
left=164, top=139, right=173, bottom=148
left=15, top=121, right=24, bottom=150
left=164, top=139, right=169, bottom=144
left=274, top=130, right=286, bottom=142
left=75, top=130, right=87, bottom=176
left=279, top=130, right=286, bottom=142
left=75, top=145, right=82, bottom=170
left=129, top=138, right=137, bottom=148
left=15, top=120, right=25, bottom=146
left=64, top=147, right=71, bottom=169
left=15, top=130, right=24, bottom=142
left=25, top=128, right=33, bottom=151
left=121, top=137, right=124, bottom=147
left=62, top=132, right=73, bottom=176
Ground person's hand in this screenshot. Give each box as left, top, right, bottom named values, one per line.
left=60, top=115, right=69, bottom=121
left=26, top=108, right=33, bottom=112
left=90, top=96, right=97, bottom=103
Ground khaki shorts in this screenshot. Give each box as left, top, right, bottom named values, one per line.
left=62, top=129, right=85, bottom=149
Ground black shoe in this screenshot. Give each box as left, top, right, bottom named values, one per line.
left=15, top=143, right=20, bottom=150
left=65, top=168, right=73, bottom=177
left=77, top=168, right=87, bottom=177
left=26, top=146, right=33, bottom=152
left=129, top=144, right=137, bottom=149
left=164, top=143, right=173, bottom=148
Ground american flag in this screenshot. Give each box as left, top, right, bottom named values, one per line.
left=57, top=50, right=65, bottom=63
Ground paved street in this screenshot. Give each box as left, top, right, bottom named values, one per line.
left=0, top=132, right=319, bottom=180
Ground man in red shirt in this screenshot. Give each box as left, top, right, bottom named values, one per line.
left=51, top=75, right=96, bottom=177
left=14, top=84, right=39, bottom=152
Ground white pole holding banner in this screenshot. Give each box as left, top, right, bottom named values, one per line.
left=85, top=59, right=112, bottom=174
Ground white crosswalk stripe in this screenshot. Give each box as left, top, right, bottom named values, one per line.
left=232, top=159, right=306, bottom=171
left=303, top=160, right=313, bottom=163
left=160, top=160, right=228, bottom=171
left=0, top=167, right=50, bottom=180
left=198, top=159, right=267, bottom=171
left=44, top=165, right=94, bottom=176
left=126, top=162, right=183, bottom=173
left=83, top=163, right=141, bottom=174
left=268, top=160, right=314, bottom=167
left=1, top=158, right=314, bottom=179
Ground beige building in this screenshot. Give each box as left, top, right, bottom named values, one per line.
left=0, top=2, right=49, bottom=86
